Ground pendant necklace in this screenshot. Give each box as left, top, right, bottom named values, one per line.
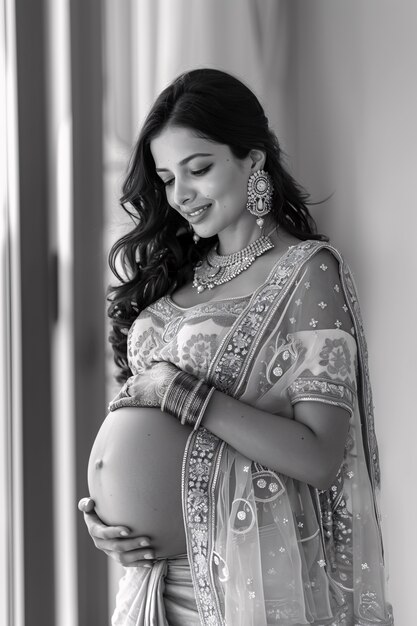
left=193, top=228, right=276, bottom=293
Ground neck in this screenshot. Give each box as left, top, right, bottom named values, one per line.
left=217, top=217, right=275, bottom=255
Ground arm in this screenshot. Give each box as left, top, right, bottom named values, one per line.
left=203, top=392, right=350, bottom=490
left=108, top=372, right=350, bottom=489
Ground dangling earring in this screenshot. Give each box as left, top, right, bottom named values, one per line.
left=189, top=225, right=200, bottom=243
left=246, top=169, right=274, bottom=231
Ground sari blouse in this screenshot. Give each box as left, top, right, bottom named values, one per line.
left=119, top=240, right=393, bottom=626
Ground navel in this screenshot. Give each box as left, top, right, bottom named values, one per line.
left=95, top=458, right=104, bottom=470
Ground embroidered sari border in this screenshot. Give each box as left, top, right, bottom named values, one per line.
left=288, top=376, right=356, bottom=416
left=207, top=241, right=322, bottom=395
left=181, top=428, right=226, bottom=625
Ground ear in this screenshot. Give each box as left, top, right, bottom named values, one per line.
left=248, top=149, right=266, bottom=172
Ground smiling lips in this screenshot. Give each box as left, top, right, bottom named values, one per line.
left=182, top=203, right=211, bottom=220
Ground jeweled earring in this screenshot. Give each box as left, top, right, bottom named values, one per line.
left=246, top=169, right=274, bottom=230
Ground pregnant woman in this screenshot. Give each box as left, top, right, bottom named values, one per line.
left=79, top=69, right=393, bottom=625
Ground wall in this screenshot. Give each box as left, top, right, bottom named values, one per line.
left=287, top=1, right=417, bottom=621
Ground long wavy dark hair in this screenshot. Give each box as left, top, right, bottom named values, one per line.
left=108, top=68, right=328, bottom=382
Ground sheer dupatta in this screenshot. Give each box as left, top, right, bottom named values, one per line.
left=182, top=241, right=393, bottom=625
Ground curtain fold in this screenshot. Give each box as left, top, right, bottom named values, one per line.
left=131, top=0, right=290, bottom=136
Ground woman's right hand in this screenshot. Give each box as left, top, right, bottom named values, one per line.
left=78, top=497, right=155, bottom=567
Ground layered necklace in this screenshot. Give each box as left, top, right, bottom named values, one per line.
left=193, top=231, right=275, bottom=293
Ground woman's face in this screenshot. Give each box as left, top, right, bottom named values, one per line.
left=150, top=126, right=263, bottom=243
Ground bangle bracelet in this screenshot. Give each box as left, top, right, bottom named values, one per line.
left=162, top=371, right=214, bottom=429
left=162, top=371, right=194, bottom=420
left=180, top=379, right=205, bottom=425
left=161, top=371, right=184, bottom=413
left=193, top=387, right=215, bottom=431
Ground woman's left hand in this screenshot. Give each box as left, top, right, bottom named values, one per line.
left=109, top=361, right=180, bottom=411
left=78, top=497, right=156, bottom=567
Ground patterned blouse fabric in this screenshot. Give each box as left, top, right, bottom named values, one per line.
left=112, top=241, right=393, bottom=626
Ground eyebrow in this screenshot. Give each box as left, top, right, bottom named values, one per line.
left=156, top=152, right=213, bottom=172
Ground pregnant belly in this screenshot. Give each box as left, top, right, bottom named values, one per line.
left=88, top=407, right=191, bottom=558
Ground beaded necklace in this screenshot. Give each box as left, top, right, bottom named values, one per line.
left=193, top=230, right=275, bottom=293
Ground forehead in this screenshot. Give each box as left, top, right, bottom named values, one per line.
left=150, top=126, right=227, bottom=168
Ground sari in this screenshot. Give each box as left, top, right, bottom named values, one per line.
left=112, top=240, right=393, bottom=626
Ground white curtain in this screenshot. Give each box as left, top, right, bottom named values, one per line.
left=107, top=0, right=292, bottom=143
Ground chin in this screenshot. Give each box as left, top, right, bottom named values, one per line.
left=193, top=226, right=219, bottom=239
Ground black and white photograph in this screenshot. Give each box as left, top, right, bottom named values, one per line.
left=1, top=1, right=415, bottom=624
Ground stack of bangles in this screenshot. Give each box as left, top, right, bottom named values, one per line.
left=161, top=370, right=215, bottom=431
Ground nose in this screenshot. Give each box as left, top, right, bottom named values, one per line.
left=172, top=176, right=194, bottom=207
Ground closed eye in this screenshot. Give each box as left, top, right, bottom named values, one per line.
left=161, top=164, right=211, bottom=187
left=191, top=165, right=212, bottom=176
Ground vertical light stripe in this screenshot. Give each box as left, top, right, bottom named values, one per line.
left=46, top=1, right=78, bottom=625
left=0, top=3, right=10, bottom=623
left=0, top=0, right=25, bottom=624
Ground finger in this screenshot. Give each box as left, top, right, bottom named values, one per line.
left=78, top=497, right=95, bottom=513
left=84, top=512, right=132, bottom=540
left=95, top=536, right=153, bottom=553
left=102, top=550, right=153, bottom=568
left=109, top=396, right=147, bottom=411
left=79, top=506, right=131, bottom=538
left=114, top=548, right=155, bottom=567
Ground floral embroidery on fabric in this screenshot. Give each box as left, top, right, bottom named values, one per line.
left=147, top=298, right=248, bottom=342
left=166, top=297, right=249, bottom=319
left=147, top=298, right=176, bottom=324
left=182, top=333, right=219, bottom=376
left=163, top=316, right=184, bottom=343
left=220, top=352, right=244, bottom=378
left=319, top=468, right=354, bottom=589
left=359, top=590, right=393, bottom=623
left=319, top=337, right=352, bottom=378
left=288, top=377, right=356, bottom=415
left=260, top=333, right=305, bottom=394
left=183, top=429, right=225, bottom=625
left=233, top=331, right=251, bottom=350
left=209, top=242, right=317, bottom=394
left=127, top=326, right=161, bottom=374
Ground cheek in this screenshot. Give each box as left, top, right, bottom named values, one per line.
left=165, top=189, right=178, bottom=209
left=206, top=168, right=245, bottom=199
